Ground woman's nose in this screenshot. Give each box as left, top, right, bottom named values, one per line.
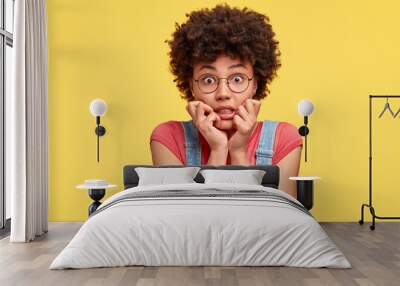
left=215, top=79, right=232, bottom=101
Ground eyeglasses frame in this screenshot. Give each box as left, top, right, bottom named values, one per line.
left=193, top=73, right=254, bottom=94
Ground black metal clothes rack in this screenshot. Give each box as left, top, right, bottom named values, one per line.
left=359, top=95, right=400, bottom=230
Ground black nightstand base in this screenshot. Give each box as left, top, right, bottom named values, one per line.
left=88, top=189, right=105, bottom=216
left=296, top=181, right=314, bottom=211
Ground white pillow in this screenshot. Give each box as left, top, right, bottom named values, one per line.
left=200, top=169, right=266, bottom=185
left=135, top=167, right=200, bottom=186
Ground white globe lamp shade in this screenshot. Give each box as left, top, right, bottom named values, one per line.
left=89, top=99, right=107, bottom=117
left=298, top=99, right=314, bottom=116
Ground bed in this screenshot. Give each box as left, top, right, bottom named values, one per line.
left=50, top=165, right=351, bottom=269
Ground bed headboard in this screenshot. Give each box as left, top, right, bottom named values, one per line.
left=123, top=165, right=280, bottom=189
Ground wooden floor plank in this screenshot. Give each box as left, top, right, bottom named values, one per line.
left=0, top=222, right=399, bottom=286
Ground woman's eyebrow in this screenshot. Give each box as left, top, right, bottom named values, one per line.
left=198, top=63, right=246, bottom=71
left=228, top=63, right=246, bottom=69
left=199, top=65, right=216, bottom=71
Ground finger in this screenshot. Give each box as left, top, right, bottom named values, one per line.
left=252, top=99, right=261, bottom=116
left=186, top=103, right=192, bottom=115
left=245, top=99, right=261, bottom=120
left=197, top=102, right=215, bottom=118
left=201, top=103, right=214, bottom=116
left=186, top=105, right=194, bottom=119
left=233, top=114, right=247, bottom=131
left=247, top=99, right=261, bottom=122
left=186, top=102, right=199, bottom=119
left=245, top=99, right=254, bottom=115
left=195, top=102, right=207, bottom=121
left=236, top=105, right=251, bottom=123
left=204, top=112, right=218, bottom=125
left=235, top=109, right=258, bottom=135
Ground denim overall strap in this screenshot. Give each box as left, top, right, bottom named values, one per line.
left=255, top=120, right=279, bottom=165
left=181, top=120, right=201, bottom=165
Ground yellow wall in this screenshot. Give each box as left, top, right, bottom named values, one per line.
left=47, top=0, right=400, bottom=221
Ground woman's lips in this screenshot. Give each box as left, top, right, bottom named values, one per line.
left=216, top=109, right=235, bottom=120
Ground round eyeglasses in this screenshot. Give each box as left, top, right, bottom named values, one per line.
left=193, top=73, right=253, bottom=94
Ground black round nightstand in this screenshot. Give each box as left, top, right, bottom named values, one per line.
left=77, top=181, right=117, bottom=216
left=289, top=176, right=320, bottom=210
left=88, top=188, right=106, bottom=216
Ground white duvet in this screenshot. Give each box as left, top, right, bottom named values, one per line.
left=50, top=183, right=351, bottom=269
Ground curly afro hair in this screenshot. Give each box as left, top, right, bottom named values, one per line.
left=167, top=4, right=281, bottom=101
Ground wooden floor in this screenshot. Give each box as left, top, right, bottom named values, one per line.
left=0, top=222, right=399, bottom=286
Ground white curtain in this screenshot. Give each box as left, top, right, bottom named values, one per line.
left=8, top=0, right=48, bottom=242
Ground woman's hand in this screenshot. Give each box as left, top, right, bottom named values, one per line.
left=228, top=99, right=261, bottom=155
left=186, top=101, right=228, bottom=152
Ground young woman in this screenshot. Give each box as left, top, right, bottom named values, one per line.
left=150, top=5, right=302, bottom=198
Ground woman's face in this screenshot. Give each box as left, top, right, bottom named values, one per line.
left=190, top=55, right=257, bottom=131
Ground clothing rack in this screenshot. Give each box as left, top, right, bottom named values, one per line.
left=359, top=95, right=400, bottom=230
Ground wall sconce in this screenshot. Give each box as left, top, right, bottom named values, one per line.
left=89, top=99, right=107, bottom=162
left=297, top=99, right=314, bottom=162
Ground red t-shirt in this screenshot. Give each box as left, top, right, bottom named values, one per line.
left=150, top=121, right=303, bottom=165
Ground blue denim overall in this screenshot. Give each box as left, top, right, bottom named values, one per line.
left=181, top=120, right=278, bottom=165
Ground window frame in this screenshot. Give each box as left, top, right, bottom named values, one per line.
left=0, top=0, right=14, bottom=233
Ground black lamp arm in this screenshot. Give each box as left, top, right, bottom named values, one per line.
left=298, top=116, right=310, bottom=162
left=94, top=116, right=106, bottom=162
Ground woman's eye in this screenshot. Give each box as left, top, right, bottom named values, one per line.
left=232, top=75, right=244, bottom=83
left=202, top=76, right=216, bottom=85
